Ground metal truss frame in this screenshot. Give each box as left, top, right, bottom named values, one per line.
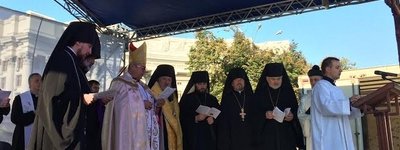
left=54, top=0, right=94, bottom=24
left=55, top=0, right=376, bottom=42
left=54, top=0, right=130, bottom=40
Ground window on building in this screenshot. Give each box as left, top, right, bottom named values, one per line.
left=16, top=57, right=23, bottom=72
left=2, top=60, right=8, bottom=72
left=16, top=75, right=22, bottom=87
left=1, top=77, right=6, bottom=89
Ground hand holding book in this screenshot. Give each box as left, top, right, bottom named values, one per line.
left=196, top=105, right=221, bottom=119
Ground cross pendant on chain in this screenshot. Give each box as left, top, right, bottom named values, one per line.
left=240, top=108, right=246, bottom=121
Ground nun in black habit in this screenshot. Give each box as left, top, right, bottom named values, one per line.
left=179, top=71, right=219, bottom=150
left=217, top=68, right=255, bottom=150
left=252, top=63, right=305, bottom=150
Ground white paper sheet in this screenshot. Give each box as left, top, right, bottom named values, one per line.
left=84, top=89, right=117, bottom=105
left=158, top=87, right=176, bottom=100
left=273, top=107, right=292, bottom=123
left=284, top=108, right=291, bottom=116
left=208, top=107, right=221, bottom=119
left=196, top=105, right=210, bottom=115
left=273, top=107, right=285, bottom=123
left=196, top=105, right=221, bottom=119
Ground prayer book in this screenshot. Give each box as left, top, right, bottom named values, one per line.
left=196, top=105, right=221, bottom=119
left=272, top=107, right=291, bottom=123
left=158, top=87, right=176, bottom=100
left=284, top=108, right=291, bottom=116
left=84, top=89, right=116, bottom=105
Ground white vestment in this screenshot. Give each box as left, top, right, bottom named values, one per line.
left=298, top=92, right=312, bottom=150
left=20, top=91, right=35, bottom=149
left=102, top=73, right=149, bottom=150
left=138, top=82, right=160, bottom=150
left=311, top=80, right=362, bottom=150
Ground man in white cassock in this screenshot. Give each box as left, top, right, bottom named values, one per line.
left=297, top=65, right=323, bottom=150
left=311, top=57, right=362, bottom=150
left=102, top=42, right=159, bottom=150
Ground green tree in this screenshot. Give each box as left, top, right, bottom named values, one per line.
left=221, top=27, right=254, bottom=71
left=245, top=44, right=274, bottom=89
left=221, top=27, right=264, bottom=97
left=187, top=30, right=309, bottom=101
left=187, top=31, right=227, bottom=99
left=270, top=42, right=309, bottom=90
left=340, top=57, right=356, bottom=70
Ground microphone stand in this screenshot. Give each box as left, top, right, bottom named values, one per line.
left=381, top=75, right=400, bottom=84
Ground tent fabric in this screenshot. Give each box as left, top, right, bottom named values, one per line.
left=73, top=0, right=375, bottom=39
left=80, top=0, right=280, bottom=28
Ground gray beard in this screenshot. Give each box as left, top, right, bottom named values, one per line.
left=269, top=85, right=281, bottom=89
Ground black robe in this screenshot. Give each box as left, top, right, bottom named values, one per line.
left=179, top=92, right=219, bottom=150
left=217, top=91, right=255, bottom=150
left=252, top=86, right=304, bottom=150
left=11, top=93, right=38, bottom=150
left=79, top=55, right=103, bottom=150
left=84, top=100, right=102, bottom=150
left=77, top=62, right=103, bottom=150
left=30, top=48, right=90, bottom=150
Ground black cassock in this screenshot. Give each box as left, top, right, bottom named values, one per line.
left=30, top=48, right=91, bottom=150
left=217, top=91, right=255, bottom=150
left=80, top=69, right=102, bottom=150
left=11, top=93, right=38, bottom=150
left=83, top=97, right=102, bottom=150
left=179, top=92, right=219, bottom=150
left=29, top=22, right=99, bottom=150
left=252, top=86, right=304, bottom=150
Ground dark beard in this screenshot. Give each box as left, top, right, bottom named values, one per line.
left=79, top=59, right=89, bottom=74
left=79, top=64, right=89, bottom=74
left=82, top=66, right=90, bottom=74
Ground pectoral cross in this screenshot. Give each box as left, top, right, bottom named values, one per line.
left=239, top=108, right=246, bottom=121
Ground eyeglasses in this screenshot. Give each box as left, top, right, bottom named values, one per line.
left=134, top=64, right=146, bottom=70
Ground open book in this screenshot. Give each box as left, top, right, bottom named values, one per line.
left=157, top=87, right=176, bottom=100
left=272, top=107, right=291, bottom=123
left=84, top=89, right=117, bottom=105
left=196, top=105, right=221, bottom=119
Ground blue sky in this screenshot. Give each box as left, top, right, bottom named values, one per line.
left=0, top=0, right=397, bottom=68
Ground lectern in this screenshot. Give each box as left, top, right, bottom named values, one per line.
left=353, top=82, right=400, bottom=150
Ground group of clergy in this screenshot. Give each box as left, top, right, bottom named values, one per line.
left=107, top=60, right=306, bottom=150
left=177, top=57, right=362, bottom=150
left=2, top=20, right=361, bottom=150
left=176, top=62, right=306, bottom=150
